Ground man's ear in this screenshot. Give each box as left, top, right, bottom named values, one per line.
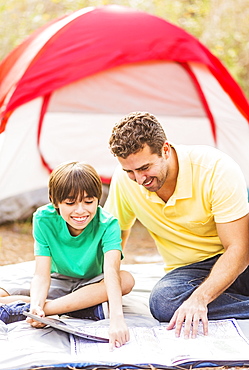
left=163, top=141, right=170, bottom=157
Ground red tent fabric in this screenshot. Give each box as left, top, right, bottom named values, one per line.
left=1, top=5, right=249, bottom=134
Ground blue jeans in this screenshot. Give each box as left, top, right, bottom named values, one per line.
left=149, top=255, right=249, bottom=322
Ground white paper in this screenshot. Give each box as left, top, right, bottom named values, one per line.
left=70, top=319, right=249, bottom=366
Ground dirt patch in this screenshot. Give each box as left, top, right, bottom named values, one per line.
left=0, top=220, right=162, bottom=266
left=0, top=222, right=34, bottom=265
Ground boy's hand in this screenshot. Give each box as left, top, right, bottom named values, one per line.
left=108, top=316, right=130, bottom=351
left=26, top=305, right=46, bottom=328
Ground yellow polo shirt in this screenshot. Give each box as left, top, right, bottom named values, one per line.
left=105, top=144, right=249, bottom=272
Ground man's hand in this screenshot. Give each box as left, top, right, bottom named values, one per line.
left=167, top=295, right=209, bottom=339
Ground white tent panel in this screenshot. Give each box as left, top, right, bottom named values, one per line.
left=49, top=61, right=206, bottom=116
left=40, top=61, right=215, bottom=179
left=40, top=113, right=215, bottom=180
left=192, top=63, right=249, bottom=186
left=40, top=112, right=121, bottom=176
left=0, top=98, right=49, bottom=201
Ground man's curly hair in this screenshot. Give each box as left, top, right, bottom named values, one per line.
left=109, top=112, right=167, bottom=158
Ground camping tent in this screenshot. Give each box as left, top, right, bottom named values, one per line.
left=0, top=5, right=249, bottom=223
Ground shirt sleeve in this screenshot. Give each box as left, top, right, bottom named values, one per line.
left=32, top=213, right=52, bottom=257
left=101, top=217, right=123, bottom=255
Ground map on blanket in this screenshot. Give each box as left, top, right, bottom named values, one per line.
left=70, top=319, right=249, bottom=366
left=23, top=311, right=109, bottom=343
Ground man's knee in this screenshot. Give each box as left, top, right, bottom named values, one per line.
left=149, top=283, right=178, bottom=322
left=149, top=278, right=196, bottom=322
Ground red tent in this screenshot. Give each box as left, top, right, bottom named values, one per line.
left=0, top=5, right=248, bottom=223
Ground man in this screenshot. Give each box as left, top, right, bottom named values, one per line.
left=104, top=111, right=249, bottom=339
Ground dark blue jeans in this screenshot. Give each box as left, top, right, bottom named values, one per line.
left=149, top=255, right=249, bottom=322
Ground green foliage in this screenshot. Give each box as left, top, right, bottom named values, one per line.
left=0, top=0, right=249, bottom=98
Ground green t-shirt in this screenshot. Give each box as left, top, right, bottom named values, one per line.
left=33, top=203, right=122, bottom=279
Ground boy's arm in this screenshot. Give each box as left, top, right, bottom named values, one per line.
left=27, top=255, right=51, bottom=327
left=103, top=249, right=130, bottom=350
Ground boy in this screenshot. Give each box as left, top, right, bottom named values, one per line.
left=0, top=161, right=134, bottom=349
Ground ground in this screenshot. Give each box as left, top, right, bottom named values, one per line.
left=0, top=219, right=162, bottom=266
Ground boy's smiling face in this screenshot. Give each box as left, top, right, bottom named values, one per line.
left=57, top=192, right=98, bottom=236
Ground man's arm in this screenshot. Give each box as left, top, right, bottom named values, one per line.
left=167, top=214, right=249, bottom=338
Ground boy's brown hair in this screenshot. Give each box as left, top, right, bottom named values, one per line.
left=49, top=161, right=102, bottom=209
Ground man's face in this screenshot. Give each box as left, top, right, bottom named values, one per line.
left=118, top=143, right=169, bottom=192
